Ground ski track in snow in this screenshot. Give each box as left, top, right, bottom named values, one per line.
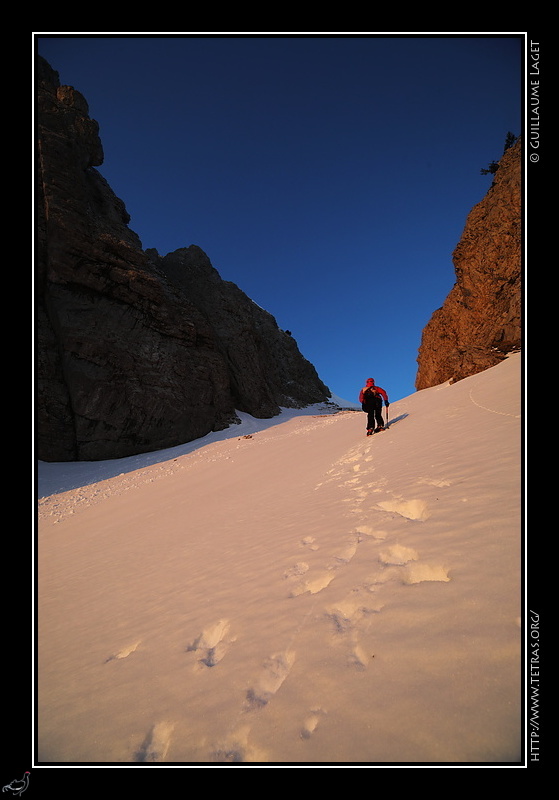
left=93, top=419, right=454, bottom=763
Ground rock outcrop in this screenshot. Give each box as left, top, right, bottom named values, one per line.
left=37, top=57, right=330, bottom=462
left=415, top=138, right=521, bottom=390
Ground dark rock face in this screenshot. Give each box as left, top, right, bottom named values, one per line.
left=156, top=246, right=329, bottom=417
left=415, top=138, right=522, bottom=390
left=37, top=57, right=330, bottom=462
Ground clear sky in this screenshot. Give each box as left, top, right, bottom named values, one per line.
left=35, top=34, right=523, bottom=404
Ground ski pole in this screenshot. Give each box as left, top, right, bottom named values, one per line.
left=386, top=403, right=389, bottom=428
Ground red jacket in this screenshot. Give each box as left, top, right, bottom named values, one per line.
left=359, top=383, right=389, bottom=405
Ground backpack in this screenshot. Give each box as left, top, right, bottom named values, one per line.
left=362, top=386, right=379, bottom=410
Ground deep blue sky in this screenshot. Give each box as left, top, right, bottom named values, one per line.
left=36, top=34, right=523, bottom=404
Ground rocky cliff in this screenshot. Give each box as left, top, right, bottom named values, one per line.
left=37, top=57, right=330, bottom=462
left=415, top=138, right=521, bottom=390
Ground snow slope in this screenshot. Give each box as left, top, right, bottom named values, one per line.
left=37, top=400, right=354, bottom=498
left=36, top=354, right=522, bottom=765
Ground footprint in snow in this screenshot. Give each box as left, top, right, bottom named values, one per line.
left=402, top=563, right=451, bottom=584
left=326, top=590, right=383, bottom=634
left=283, top=562, right=309, bottom=579
left=325, top=588, right=382, bottom=669
left=330, top=536, right=359, bottom=565
left=135, top=721, right=174, bottom=763
left=211, top=725, right=267, bottom=763
left=289, top=571, right=336, bottom=597
left=300, top=708, right=326, bottom=740
left=376, top=497, right=431, bottom=521
left=354, top=524, right=387, bottom=540
left=378, top=544, right=419, bottom=566
left=104, top=640, right=141, bottom=663
left=187, top=619, right=233, bottom=668
left=246, top=650, right=295, bottom=710
left=301, top=535, right=319, bottom=550
left=349, top=641, right=372, bottom=670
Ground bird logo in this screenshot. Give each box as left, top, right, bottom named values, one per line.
left=2, top=773, right=30, bottom=797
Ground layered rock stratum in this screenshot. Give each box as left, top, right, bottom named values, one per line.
left=37, top=57, right=330, bottom=462
left=415, top=138, right=521, bottom=390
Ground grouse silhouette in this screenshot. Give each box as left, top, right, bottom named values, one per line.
left=2, top=773, right=30, bottom=797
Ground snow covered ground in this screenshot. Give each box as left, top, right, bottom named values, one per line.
left=37, top=394, right=358, bottom=499
left=36, top=354, right=523, bottom=765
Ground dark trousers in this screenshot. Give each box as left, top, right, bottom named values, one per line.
left=365, top=401, right=384, bottom=430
